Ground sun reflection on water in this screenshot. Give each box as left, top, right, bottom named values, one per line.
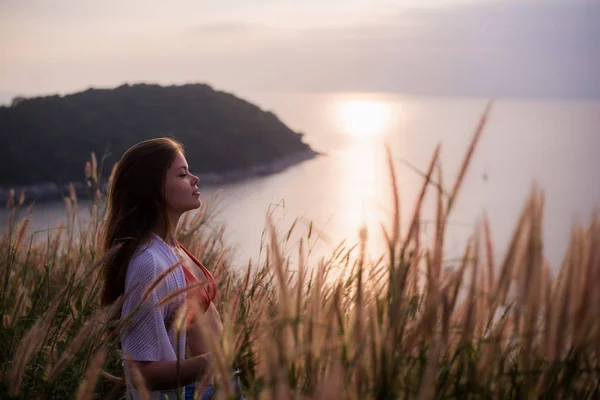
left=336, top=99, right=394, bottom=137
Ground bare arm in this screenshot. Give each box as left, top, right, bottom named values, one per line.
left=135, top=353, right=212, bottom=391
left=187, top=302, right=223, bottom=357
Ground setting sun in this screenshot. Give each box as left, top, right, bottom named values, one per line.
left=336, top=99, right=392, bottom=137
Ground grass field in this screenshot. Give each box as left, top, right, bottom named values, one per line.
left=1, top=103, right=599, bottom=399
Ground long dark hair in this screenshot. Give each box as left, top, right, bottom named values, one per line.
left=101, top=137, right=184, bottom=307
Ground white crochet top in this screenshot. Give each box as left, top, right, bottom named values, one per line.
left=120, top=234, right=187, bottom=400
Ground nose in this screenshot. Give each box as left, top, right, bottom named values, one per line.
left=191, top=173, right=199, bottom=186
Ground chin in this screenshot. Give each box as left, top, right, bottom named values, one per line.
left=181, top=195, right=202, bottom=211
left=192, top=199, right=202, bottom=210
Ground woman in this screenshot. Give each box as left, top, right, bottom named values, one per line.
left=101, top=137, right=231, bottom=399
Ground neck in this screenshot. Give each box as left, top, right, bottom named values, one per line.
left=153, top=212, right=181, bottom=246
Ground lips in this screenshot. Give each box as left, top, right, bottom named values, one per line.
left=192, top=189, right=200, bottom=196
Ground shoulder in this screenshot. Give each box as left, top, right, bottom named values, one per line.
left=126, top=237, right=182, bottom=286
left=125, top=244, right=159, bottom=287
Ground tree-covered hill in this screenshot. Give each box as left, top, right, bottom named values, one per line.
left=0, top=83, right=316, bottom=191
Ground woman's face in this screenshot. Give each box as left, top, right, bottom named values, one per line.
left=163, top=151, right=201, bottom=216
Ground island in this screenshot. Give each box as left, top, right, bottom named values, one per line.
left=0, top=83, right=318, bottom=202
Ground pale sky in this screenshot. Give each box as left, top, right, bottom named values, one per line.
left=1, top=0, right=598, bottom=103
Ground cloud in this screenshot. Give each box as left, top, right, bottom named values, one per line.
left=221, top=0, right=600, bottom=97
left=1, top=0, right=598, bottom=98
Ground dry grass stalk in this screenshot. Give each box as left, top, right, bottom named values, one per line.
left=151, top=279, right=212, bottom=312
left=90, top=152, right=98, bottom=182
left=268, top=220, right=295, bottom=371
left=445, top=100, right=493, bottom=216
left=189, top=309, right=233, bottom=398
left=124, top=359, right=151, bottom=400
left=433, top=161, right=445, bottom=284
left=417, top=340, right=442, bottom=400
left=7, top=321, right=45, bottom=396
left=13, top=204, right=33, bottom=252
left=314, top=361, right=346, bottom=400
left=402, top=145, right=440, bottom=253
left=485, top=192, right=532, bottom=333
left=384, top=145, right=401, bottom=261
left=46, top=308, right=108, bottom=381
left=483, top=213, right=495, bottom=307
left=75, top=345, right=106, bottom=400
left=461, top=227, right=479, bottom=345
left=6, top=285, right=27, bottom=329
left=7, top=289, right=64, bottom=396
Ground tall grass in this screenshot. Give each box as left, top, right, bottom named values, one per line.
left=2, top=104, right=600, bottom=399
